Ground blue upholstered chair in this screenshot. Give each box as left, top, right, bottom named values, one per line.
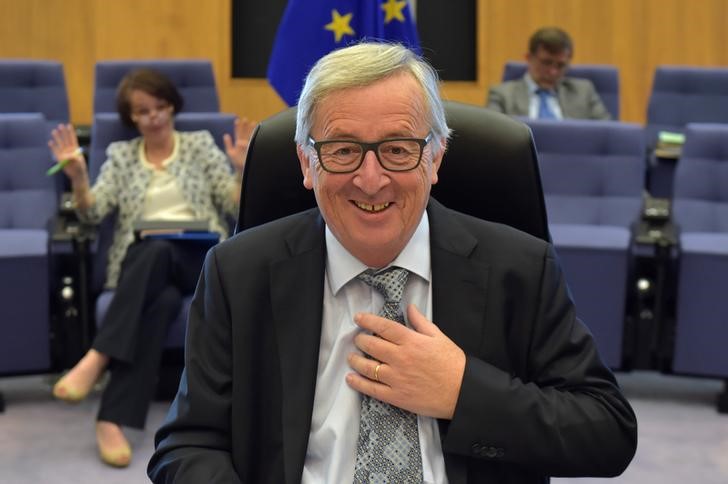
left=645, top=67, right=728, bottom=197
left=0, top=60, right=70, bottom=130
left=93, top=60, right=219, bottom=114
left=88, top=113, right=236, bottom=348
left=0, top=114, right=57, bottom=376
left=502, top=61, right=620, bottom=119
left=524, top=119, right=646, bottom=368
left=671, top=123, right=728, bottom=382
left=645, top=67, right=728, bottom=150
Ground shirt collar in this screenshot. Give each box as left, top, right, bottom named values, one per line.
left=325, top=211, right=431, bottom=296
left=525, top=73, right=557, bottom=95
left=139, top=131, right=180, bottom=169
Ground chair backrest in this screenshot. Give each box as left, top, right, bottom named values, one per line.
left=524, top=119, right=645, bottom=227
left=672, top=123, right=728, bottom=233
left=0, top=113, right=57, bottom=230
left=645, top=67, right=728, bottom=149
left=502, top=61, right=620, bottom=119
left=237, top=101, right=550, bottom=242
left=88, top=112, right=236, bottom=180
left=93, top=59, right=219, bottom=114
left=0, top=60, right=70, bottom=127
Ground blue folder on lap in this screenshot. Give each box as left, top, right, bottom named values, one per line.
left=132, top=219, right=220, bottom=245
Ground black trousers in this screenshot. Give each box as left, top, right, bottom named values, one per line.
left=93, top=238, right=207, bottom=429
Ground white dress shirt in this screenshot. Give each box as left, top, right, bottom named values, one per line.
left=302, top=212, right=448, bottom=484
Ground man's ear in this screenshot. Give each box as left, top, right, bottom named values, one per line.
left=297, top=145, right=314, bottom=190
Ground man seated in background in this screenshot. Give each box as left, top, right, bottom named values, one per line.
left=486, top=26, right=612, bottom=120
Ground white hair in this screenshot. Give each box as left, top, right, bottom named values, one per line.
left=295, top=42, right=450, bottom=156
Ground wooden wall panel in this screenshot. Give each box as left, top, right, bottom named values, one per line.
left=2, top=0, right=728, bottom=125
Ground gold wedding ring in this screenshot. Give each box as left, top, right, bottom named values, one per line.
left=373, top=363, right=382, bottom=382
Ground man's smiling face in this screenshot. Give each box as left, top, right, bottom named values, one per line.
left=298, top=71, right=443, bottom=268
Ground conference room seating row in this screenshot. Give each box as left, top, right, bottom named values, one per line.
left=503, top=62, right=728, bottom=196
left=1, top=59, right=727, bottom=413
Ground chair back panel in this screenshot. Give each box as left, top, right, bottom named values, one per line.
left=673, top=123, right=728, bottom=233
left=502, top=61, right=620, bottom=119
left=528, top=120, right=645, bottom=196
left=646, top=67, right=728, bottom=147
left=93, top=60, right=219, bottom=114
left=237, top=102, right=550, bottom=242
left=0, top=60, right=70, bottom=125
left=525, top=119, right=645, bottom=228
left=88, top=113, right=235, bottom=181
left=0, top=113, right=57, bottom=229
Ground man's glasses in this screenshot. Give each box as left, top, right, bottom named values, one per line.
left=533, top=56, right=569, bottom=71
left=307, top=133, right=432, bottom=173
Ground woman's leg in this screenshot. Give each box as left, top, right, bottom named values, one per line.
left=97, top=284, right=183, bottom=428
left=53, top=239, right=178, bottom=402
left=94, top=284, right=182, bottom=467
left=94, top=239, right=180, bottom=363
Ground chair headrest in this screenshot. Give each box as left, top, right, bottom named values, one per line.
left=237, top=101, right=549, bottom=242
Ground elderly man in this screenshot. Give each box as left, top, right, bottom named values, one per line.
left=486, top=27, right=612, bottom=120
left=148, top=42, right=636, bottom=483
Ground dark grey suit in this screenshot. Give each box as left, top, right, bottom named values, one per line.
left=486, top=77, right=612, bottom=120
left=148, top=199, right=636, bottom=483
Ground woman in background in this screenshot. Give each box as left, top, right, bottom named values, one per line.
left=48, top=68, right=254, bottom=467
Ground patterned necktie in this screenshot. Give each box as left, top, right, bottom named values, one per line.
left=536, top=88, right=557, bottom=119
left=353, top=267, right=423, bottom=484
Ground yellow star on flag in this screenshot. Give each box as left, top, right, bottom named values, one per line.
left=381, top=0, right=407, bottom=23
left=324, top=9, right=355, bottom=43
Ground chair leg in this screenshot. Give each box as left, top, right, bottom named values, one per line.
left=717, top=380, right=728, bottom=414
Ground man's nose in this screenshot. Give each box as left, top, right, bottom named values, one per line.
left=353, top=149, right=388, bottom=193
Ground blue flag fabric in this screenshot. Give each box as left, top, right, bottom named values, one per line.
left=267, top=0, right=421, bottom=106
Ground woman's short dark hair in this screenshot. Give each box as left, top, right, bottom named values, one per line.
left=115, top=68, right=184, bottom=127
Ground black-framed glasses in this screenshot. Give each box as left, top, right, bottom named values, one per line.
left=307, top=133, right=432, bottom=173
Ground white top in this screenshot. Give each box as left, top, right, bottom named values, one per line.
left=302, top=211, right=449, bottom=484
left=525, top=73, right=564, bottom=120
left=140, top=132, right=195, bottom=221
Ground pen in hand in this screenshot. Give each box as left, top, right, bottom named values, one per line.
left=47, top=147, right=83, bottom=176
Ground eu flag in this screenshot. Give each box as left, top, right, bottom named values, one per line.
left=267, top=0, right=421, bottom=106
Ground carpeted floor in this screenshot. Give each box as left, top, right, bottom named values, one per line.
left=1, top=370, right=727, bottom=483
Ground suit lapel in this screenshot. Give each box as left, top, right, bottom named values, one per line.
left=428, top=200, right=490, bottom=484
left=269, top=210, right=327, bottom=484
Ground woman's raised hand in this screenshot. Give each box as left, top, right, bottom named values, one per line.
left=224, top=117, right=257, bottom=174
left=48, top=123, right=87, bottom=181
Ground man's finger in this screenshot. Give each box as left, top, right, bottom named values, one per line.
left=354, top=312, right=410, bottom=343
left=406, top=304, right=439, bottom=336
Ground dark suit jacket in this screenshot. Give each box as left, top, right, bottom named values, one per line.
left=148, top=199, right=636, bottom=484
left=486, top=77, right=612, bottom=120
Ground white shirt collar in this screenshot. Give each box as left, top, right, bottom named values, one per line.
left=325, top=210, right=431, bottom=296
left=525, top=73, right=558, bottom=95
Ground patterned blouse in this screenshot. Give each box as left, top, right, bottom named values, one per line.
left=78, top=130, right=239, bottom=288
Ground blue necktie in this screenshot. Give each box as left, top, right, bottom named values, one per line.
left=537, top=88, right=557, bottom=119
left=354, top=267, right=423, bottom=484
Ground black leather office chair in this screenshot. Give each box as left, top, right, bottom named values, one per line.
left=237, top=101, right=550, bottom=242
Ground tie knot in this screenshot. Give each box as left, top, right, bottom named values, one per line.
left=536, top=88, right=552, bottom=98
left=357, top=267, right=409, bottom=304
